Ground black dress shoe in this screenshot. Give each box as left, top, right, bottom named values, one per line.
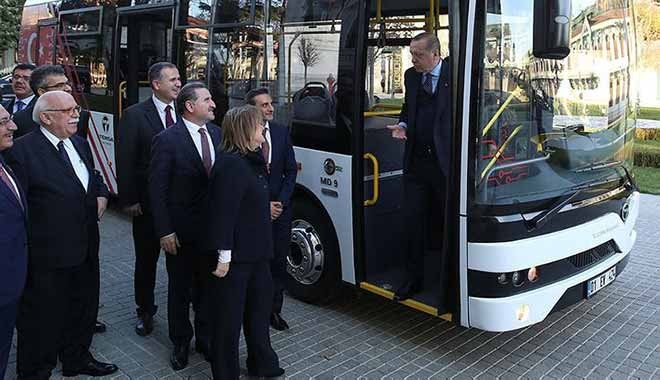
left=194, top=340, right=211, bottom=362
left=247, top=367, right=285, bottom=378
left=393, top=279, right=422, bottom=302
left=170, top=344, right=189, bottom=371
left=270, top=312, right=289, bottom=331
left=135, top=313, right=153, bottom=336
left=94, top=321, right=106, bottom=334
left=62, top=359, right=118, bottom=377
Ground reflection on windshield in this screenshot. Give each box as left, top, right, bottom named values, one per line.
left=476, top=0, right=637, bottom=205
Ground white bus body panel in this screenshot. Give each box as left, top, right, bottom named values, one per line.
left=468, top=192, right=640, bottom=332
left=88, top=111, right=118, bottom=194
left=293, top=147, right=355, bottom=284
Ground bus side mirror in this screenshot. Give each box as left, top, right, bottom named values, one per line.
left=533, top=0, right=571, bottom=59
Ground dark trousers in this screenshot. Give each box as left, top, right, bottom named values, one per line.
left=403, top=156, right=446, bottom=281
left=0, top=300, right=18, bottom=380
left=210, top=261, right=279, bottom=380
left=271, top=207, right=292, bottom=314
left=165, top=248, right=215, bottom=347
left=17, top=256, right=99, bottom=380
left=132, top=212, right=161, bottom=316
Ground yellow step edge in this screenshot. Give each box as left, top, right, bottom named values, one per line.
left=359, top=282, right=452, bottom=322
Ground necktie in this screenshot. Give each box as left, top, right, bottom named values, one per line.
left=262, top=128, right=270, bottom=167
left=57, top=141, right=76, bottom=175
left=164, top=105, right=175, bottom=128
left=15, top=100, right=25, bottom=112
left=198, top=128, right=212, bottom=176
left=0, top=163, right=21, bottom=208
left=423, top=73, right=434, bottom=94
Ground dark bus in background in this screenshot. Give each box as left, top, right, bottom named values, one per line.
left=18, top=0, right=640, bottom=331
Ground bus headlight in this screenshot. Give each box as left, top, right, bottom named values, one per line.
left=528, top=267, right=539, bottom=283
left=512, top=271, right=524, bottom=287
left=497, top=273, right=508, bottom=284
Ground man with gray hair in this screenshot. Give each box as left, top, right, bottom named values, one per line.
left=4, top=91, right=117, bottom=378
left=12, top=64, right=90, bottom=140
left=149, top=82, right=220, bottom=369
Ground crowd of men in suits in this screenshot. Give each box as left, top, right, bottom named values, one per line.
left=0, top=61, right=296, bottom=380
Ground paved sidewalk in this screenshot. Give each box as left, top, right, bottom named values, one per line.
left=5, top=195, right=660, bottom=379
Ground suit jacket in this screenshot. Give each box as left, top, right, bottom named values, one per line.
left=3, top=96, right=36, bottom=116
left=206, top=151, right=273, bottom=262
left=399, top=57, right=452, bottom=175
left=116, top=98, right=168, bottom=210
left=0, top=156, right=28, bottom=306
left=4, top=130, right=109, bottom=270
left=149, top=119, right=221, bottom=248
left=13, top=100, right=90, bottom=140
left=267, top=121, right=297, bottom=208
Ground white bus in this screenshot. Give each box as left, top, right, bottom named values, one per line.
left=19, top=0, right=640, bottom=331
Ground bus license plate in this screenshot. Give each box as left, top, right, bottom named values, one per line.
left=586, top=267, right=616, bottom=298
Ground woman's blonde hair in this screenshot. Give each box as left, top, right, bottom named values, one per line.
left=220, top=105, right=263, bottom=154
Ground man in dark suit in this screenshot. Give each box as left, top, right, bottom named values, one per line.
left=0, top=104, right=27, bottom=380
left=4, top=91, right=118, bottom=379
left=2, top=64, right=36, bottom=115
left=245, top=87, right=297, bottom=331
left=149, top=82, right=220, bottom=370
left=116, top=62, right=181, bottom=336
left=386, top=32, right=452, bottom=301
left=12, top=65, right=90, bottom=140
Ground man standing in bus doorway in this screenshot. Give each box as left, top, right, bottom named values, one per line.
left=387, top=32, right=452, bottom=301
left=12, top=65, right=90, bottom=140
left=149, top=82, right=220, bottom=369
left=2, top=64, right=36, bottom=115
left=0, top=104, right=27, bottom=380
left=5, top=91, right=117, bottom=379
left=245, top=88, right=297, bottom=331
left=116, top=62, right=181, bottom=337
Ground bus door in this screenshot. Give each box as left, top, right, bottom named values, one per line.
left=360, top=0, right=452, bottom=317
left=114, top=5, right=174, bottom=116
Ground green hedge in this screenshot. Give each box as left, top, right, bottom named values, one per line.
left=634, top=150, right=660, bottom=168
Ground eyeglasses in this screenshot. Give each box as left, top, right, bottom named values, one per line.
left=42, top=81, right=72, bottom=90
left=12, top=74, right=31, bottom=82
left=43, top=105, right=82, bottom=115
left=0, top=115, right=14, bottom=127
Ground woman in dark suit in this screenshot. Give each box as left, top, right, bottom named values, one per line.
left=207, top=105, right=284, bottom=380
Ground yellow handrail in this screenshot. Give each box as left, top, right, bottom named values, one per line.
left=364, top=153, right=379, bottom=206
left=480, top=124, right=523, bottom=181
left=481, top=87, right=523, bottom=137
left=363, top=110, right=401, bottom=118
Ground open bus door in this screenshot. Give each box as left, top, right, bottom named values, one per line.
left=113, top=4, right=174, bottom=118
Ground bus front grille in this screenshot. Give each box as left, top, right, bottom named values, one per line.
left=567, top=240, right=619, bottom=269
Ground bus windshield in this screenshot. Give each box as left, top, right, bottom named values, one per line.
left=474, top=0, right=637, bottom=206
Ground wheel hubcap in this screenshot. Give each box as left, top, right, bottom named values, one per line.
left=287, top=219, right=324, bottom=285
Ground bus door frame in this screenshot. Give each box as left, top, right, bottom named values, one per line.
left=113, top=3, right=176, bottom=118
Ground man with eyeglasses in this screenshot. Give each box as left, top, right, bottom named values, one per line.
left=0, top=104, right=28, bottom=380
left=12, top=65, right=90, bottom=140
left=1, top=64, right=36, bottom=115
left=4, top=91, right=118, bottom=379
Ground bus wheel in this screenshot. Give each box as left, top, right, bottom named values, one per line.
left=285, top=199, right=341, bottom=303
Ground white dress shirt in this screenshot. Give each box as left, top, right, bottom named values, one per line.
left=263, top=121, right=272, bottom=165
left=41, top=127, right=89, bottom=191
left=152, top=94, right=176, bottom=129
left=0, top=163, right=21, bottom=201
left=13, top=95, right=34, bottom=114
left=182, top=117, right=215, bottom=165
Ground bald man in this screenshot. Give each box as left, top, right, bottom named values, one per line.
left=4, top=91, right=117, bottom=379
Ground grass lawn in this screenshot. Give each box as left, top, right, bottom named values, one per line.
left=639, top=107, right=660, bottom=121
left=633, top=166, right=660, bottom=195
left=634, top=138, right=660, bottom=153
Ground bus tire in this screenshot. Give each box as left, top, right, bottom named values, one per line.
left=285, top=198, right=341, bottom=304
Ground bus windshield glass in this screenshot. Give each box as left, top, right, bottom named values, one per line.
left=474, top=0, right=637, bottom=206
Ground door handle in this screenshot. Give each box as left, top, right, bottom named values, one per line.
left=364, top=153, right=379, bottom=207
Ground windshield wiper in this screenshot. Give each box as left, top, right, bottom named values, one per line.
left=573, top=159, right=638, bottom=191
left=523, top=178, right=615, bottom=232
